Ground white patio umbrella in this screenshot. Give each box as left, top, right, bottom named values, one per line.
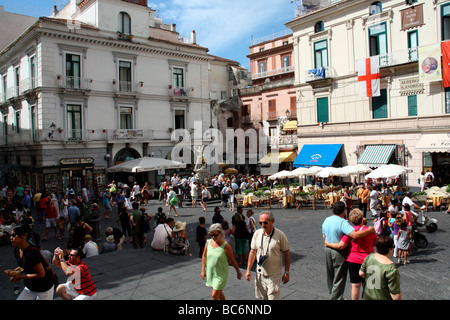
left=268, top=170, right=296, bottom=180
left=106, top=157, right=186, bottom=173
left=316, top=167, right=349, bottom=178
left=291, top=167, right=315, bottom=177
left=308, top=166, right=327, bottom=174
left=342, top=164, right=372, bottom=175
left=365, top=164, right=411, bottom=179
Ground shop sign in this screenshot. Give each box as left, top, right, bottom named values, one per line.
left=401, top=4, right=424, bottom=31
left=60, top=157, right=95, bottom=165
left=399, top=78, right=424, bottom=96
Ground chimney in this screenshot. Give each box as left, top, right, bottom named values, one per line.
left=191, top=30, right=196, bottom=44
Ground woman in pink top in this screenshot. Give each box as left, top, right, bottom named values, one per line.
left=402, top=203, right=415, bottom=230
left=325, top=208, right=377, bottom=300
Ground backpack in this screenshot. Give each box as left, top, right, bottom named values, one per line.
left=141, top=214, right=151, bottom=233
left=374, top=218, right=383, bottom=236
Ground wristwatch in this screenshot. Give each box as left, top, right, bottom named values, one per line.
left=284, top=271, right=290, bottom=274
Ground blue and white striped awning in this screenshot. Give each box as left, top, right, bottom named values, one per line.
left=357, top=145, right=396, bottom=167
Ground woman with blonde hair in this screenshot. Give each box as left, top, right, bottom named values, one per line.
left=325, top=208, right=377, bottom=300
left=201, top=223, right=242, bottom=300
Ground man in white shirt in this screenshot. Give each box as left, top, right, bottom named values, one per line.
left=245, top=211, right=290, bottom=300
left=82, top=235, right=99, bottom=258
left=151, top=218, right=175, bottom=251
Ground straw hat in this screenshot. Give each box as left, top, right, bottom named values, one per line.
left=106, top=235, right=115, bottom=242
left=173, top=221, right=186, bottom=232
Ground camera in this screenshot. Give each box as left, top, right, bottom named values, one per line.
left=257, top=255, right=268, bottom=267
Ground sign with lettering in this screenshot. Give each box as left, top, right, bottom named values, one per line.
left=399, top=78, right=424, bottom=96
left=401, top=4, right=424, bottom=31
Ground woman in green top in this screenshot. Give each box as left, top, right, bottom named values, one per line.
left=359, top=235, right=402, bottom=300
left=201, top=223, right=242, bottom=300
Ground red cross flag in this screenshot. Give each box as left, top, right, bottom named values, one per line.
left=357, top=56, right=380, bottom=98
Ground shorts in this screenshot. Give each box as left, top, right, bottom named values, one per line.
left=348, top=262, right=364, bottom=284
left=202, top=197, right=208, bottom=203
left=46, top=218, right=56, bottom=228
left=62, top=281, right=97, bottom=300
left=235, top=238, right=247, bottom=256
left=255, top=273, right=281, bottom=300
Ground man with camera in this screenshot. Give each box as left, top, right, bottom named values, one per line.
left=245, top=211, right=290, bottom=300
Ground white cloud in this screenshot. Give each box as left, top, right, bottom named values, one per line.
left=153, top=0, right=294, bottom=53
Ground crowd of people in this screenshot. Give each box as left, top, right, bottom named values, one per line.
left=1, top=171, right=445, bottom=301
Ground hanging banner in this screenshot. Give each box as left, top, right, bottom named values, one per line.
left=418, top=43, right=442, bottom=83
left=442, top=41, right=450, bottom=88
left=357, top=56, right=380, bottom=98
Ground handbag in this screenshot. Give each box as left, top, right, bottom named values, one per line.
left=169, top=195, right=178, bottom=206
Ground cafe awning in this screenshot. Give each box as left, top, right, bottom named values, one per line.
left=293, top=144, right=342, bottom=168
left=357, top=144, right=396, bottom=167
left=283, top=120, right=298, bottom=131
left=415, top=133, right=450, bottom=153
left=258, top=151, right=297, bottom=164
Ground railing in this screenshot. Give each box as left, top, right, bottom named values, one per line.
left=59, top=76, right=93, bottom=90
left=267, top=111, right=279, bottom=121
left=270, top=134, right=298, bottom=148
left=378, top=47, right=418, bottom=68
left=252, top=66, right=294, bottom=80
left=251, top=30, right=292, bottom=46
left=168, top=87, right=193, bottom=97
left=0, top=128, right=175, bottom=145
left=305, top=66, right=336, bottom=82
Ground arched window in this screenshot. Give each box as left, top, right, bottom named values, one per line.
left=314, top=21, right=324, bottom=33
left=119, top=12, right=131, bottom=35
left=369, top=1, right=382, bottom=16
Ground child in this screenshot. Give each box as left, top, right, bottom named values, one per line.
left=154, top=207, right=166, bottom=228
left=397, top=221, right=411, bottom=264
left=196, top=216, right=207, bottom=258
left=222, top=219, right=233, bottom=245
left=392, top=214, right=403, bottom=258
left=57, top=216, right=65, bottom=240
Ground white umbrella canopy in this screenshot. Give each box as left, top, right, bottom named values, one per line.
left=106, top=157, right=186, bottom=173
left=342, top=164, right=372, bottom=174
left=308, top=166, right=327, bottom=174
left=291, top=167, right=315, bottom=177
left=268, top=170, right=296, bottom=180
left=316, top=166, right=349, bottom=178
left=365, top=164, right=412, bottom=179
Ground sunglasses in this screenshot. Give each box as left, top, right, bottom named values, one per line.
left=259, top=221, right=269, bottom=225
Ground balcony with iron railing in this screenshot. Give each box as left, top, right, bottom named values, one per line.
left=270, top=134, right=298, bottom=148
left=58, top=75, right=93, bottom=91
left=168, top=86, right=193, bottom=98
left=0, top=128, right=177, bottom=146
left=252, top=66, right=294, bottom=80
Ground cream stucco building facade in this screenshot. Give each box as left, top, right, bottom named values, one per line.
left=286, top=0, right=450, bottom=186
left=0, top=0, right=239, bottom=193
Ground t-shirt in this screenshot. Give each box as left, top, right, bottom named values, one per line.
left=250, top=228, right=289, bottom=277
left=15, top=245, right=54, bottom=293
left=83, top=241, right=99, bottom=258
left=340, top=226, right=377, bottom=264
left=45, top=205, right=58, bottom=219
left=232, top=212, right=248, bottom=239
left=66, top=260, right=97, bottom=296
left=322, top=215, right=355, bottom=244
left=360, top=253, right=401, bottom=300
left=151, top=223, right=172, bottom=250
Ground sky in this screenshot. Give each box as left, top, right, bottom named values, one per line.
left=0, top=0, right=298, bottom=70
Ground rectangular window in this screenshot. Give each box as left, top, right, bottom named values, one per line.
left=67, top=104, right=82, bottom=140
left=174, top=109, right=185, bottom=129
left=31, top=106, right=37, bottom=141
left=14, top=66, right=20, bottom=96
left=283, top=56, right=290, bottom=68
left=314, top=40, right=328, bottom=68
left=290, top=96, right=297, bottom=118
left=258, top=61, right=266, bottom=74
left=372, top=89, right=388, bottom=119
left=317, top=97, right=329, bottom=123
left=120, top=106, right=133, bottom=129
left=173, top=67, right=184, bottom=88
left=369, top=23, right=388, bottom=56
left=268, top=99, right=276, bottom=119
left=442, top=3, right=450, bottom=41
left=30, top=56, right=36, bottom=89
left=119, top=61, right=132, bottom=92
left=66, top=54, right=81, bottom=88
left=15, top=112, right=20, bottom=133
left=408, top=95, right=418, bottom=116
left=1, top=74, right=6, bottom=101
left=407, top=30, right=419, bottom=61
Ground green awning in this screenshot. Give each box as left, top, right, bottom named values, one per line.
left=357, top=145, right=396, bottom=167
